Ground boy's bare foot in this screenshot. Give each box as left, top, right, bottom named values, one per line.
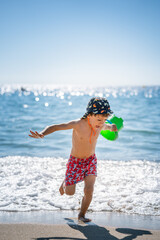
left=59, top=181, right=65, bottom=195
left=78, top=214, right=91, bottom=222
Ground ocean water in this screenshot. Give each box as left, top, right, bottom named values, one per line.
left=0, top=84, right=160, bottom=215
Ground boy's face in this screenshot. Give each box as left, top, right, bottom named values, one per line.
left=88, top=114, right=110, bottom=129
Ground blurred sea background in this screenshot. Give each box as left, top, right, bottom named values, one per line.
left=0, top=84, right=159, bottom=160
left=0, top=84, right=160, bottom=216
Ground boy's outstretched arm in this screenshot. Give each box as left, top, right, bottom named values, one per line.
left=29, top=120, right=78, bottom=139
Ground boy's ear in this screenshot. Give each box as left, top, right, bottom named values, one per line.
left=87, top=113, right=93, bottom=118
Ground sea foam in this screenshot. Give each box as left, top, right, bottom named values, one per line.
left=0, top=156, right=159, bottom=215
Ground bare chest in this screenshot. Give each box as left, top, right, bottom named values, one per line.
left=72, top=127, right=100, bottom=144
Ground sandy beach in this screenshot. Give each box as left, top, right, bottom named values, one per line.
left=0, top=211, right=160, bottom=240
left=1, top=223, right=160, bottom=240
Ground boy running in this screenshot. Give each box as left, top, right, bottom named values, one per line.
left=29, top=97, right=117, bottom=222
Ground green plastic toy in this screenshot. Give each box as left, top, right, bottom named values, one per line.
left=100, top=115, right=124, bottom=141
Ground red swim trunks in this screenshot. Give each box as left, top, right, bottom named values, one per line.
left=65, top=154, right=97, bottom=186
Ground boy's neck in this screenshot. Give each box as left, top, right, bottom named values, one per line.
left=87, top=117, right=96, bottom=144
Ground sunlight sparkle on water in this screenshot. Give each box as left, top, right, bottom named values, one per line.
left=35, top=97, right=39, bottom=102
left=45, top=103, right=49, bottom=107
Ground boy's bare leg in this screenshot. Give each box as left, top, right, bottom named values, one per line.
left=59, top=180, right=65, bottom=195
left=78, top=175, right=96, bottom=222
left=59, top=181, right=76, bottom=196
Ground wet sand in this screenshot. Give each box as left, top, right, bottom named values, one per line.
left=0, top=211, right=160, bottom=240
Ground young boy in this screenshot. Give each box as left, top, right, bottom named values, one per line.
left=29, top=97, right=117, bottom=222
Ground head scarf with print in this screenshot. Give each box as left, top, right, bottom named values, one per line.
left=82, top=97, right=113, bottom=119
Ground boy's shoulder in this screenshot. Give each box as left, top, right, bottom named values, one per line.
left=72, top=118, right=87, bottom=129
left=72, top=118, right=85, bottom=124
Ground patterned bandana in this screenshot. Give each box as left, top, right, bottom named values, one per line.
left=82, top=97, right=113, bottom=119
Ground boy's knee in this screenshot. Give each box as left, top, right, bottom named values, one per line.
left=65, top=191, right=75, bottom=196
left=65, top=187, right=75, bottom=196
left=84, top=186, right=94, bottom=198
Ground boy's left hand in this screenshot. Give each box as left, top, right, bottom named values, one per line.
left=111, top=124, right=118, bottom=132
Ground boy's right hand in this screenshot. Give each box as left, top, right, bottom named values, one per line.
left=29, top=130, right=44, bottom=139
